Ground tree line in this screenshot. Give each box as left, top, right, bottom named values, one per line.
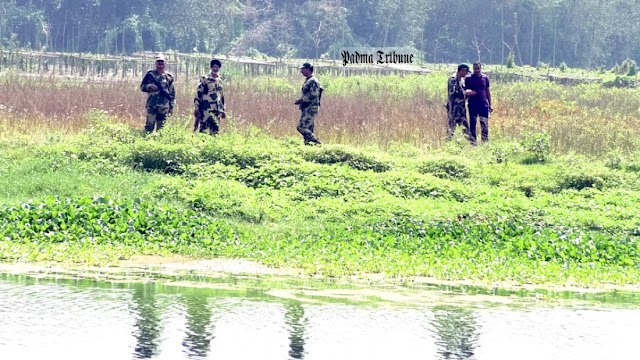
left=1, top=0, right=638, bottom=68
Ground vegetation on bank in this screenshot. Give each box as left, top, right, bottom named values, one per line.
left=1, top=110, right=640, bottom=287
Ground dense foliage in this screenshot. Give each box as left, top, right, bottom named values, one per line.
left=1, top=0, right=638, bottom=68
left=1, top=113, right=640, bottom=286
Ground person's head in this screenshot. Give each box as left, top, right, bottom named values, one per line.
left=299, top=62, right=313, bottom=77
left=210, top=59, right=222, bottom=75
left=472, top=61, right=482, bottom=75
left=457, top=63, right=470, bottom=77
left=155, top=54, right=166, bottom=73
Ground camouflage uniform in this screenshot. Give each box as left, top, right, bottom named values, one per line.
left=446, top=74, right=476, bottom=144
left=297, top=75, right=322, bottom=145
left=140, top=69, right=175, bottom=133
left=194, top=73, right=225, bottom=135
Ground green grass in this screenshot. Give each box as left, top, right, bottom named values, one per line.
left=1, top=111, right=640, bottom=288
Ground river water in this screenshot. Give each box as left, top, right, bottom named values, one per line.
left=1, top=273, right=640, bottom=360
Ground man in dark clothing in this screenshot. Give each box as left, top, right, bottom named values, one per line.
left=465, top=62, right=493, bottom=143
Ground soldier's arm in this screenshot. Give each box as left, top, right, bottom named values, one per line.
left=220, top=86, right=225, bottom=112
left=140, top=72, right=154, bottom=92
left=447, top=79, right=455, bottom=103
left=168, top=75, right=176, bottom=109
left=194, top=79, right=205, bottom=111
left=301, top=80, right=320, bottom=103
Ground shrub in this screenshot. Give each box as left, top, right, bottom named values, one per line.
left=520, top=133, right=551, bottom=164
left=559, top=62, right=568, bottom=72
left=417, top=158, right=471, bottom=180
left=506, top=51, right=515, bottom=69
left=602, top=76, right=638, bottom=88
left=289, top=171, right=376, bottom=200
left=621, top=58, right=638, bottom=76
left=627, top=161, right=640, bottom=173
left=554, top=165, right=617, bottom=191
left=536, top=61, right=549, bottom=70
left=200, top=141, right=279, bottom=169
left=380, top=172, right=470, bottom=202
left=605, top=150, right=624, bottom=170
left=178, top=179, right=281, bottom=223
left=128, top=142, right=199, bottom=174
left=488, top=141, right=522, bottom=165
left=0, top=196, right=242, bottom=252
left=302, top=145, right=391, bottom=172
left=556, top=173, right=606, bottom=191
left=237, top=160, right=313, bottom=189
left=516, top=183, right=536, bottom=198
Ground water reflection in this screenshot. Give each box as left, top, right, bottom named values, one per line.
left=181, top=291, right=215, bottom=358
left=130, top=283, right=163, bottom=359
left=284, top=301, right=308, bottom=359
left=431, top=306, right=480, bottom=359
left=4, top=274, right=640, bottom=360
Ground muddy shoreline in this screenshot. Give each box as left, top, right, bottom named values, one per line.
left=1, top=255, right=639, bottom=294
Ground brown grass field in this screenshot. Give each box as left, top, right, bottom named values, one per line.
left=1, top=71, right=639, bottom=155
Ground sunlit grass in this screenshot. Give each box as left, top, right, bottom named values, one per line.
left=1, top=71, right=639, bottom=154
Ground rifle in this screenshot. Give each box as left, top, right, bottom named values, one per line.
left=144, top=72, right=174, bottom=101
left=318, top=86, right=324, bottom=106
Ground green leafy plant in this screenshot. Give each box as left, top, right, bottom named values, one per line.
left=417, top=158, right=471, bottom=180
left=520, top=133, right=551, bottom=164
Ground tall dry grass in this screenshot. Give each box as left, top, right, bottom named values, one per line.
left=1, top=72, right=639, bottom=154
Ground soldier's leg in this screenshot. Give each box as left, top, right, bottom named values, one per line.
left=199, top=117, right=209, bottom=134
left=155, top=106, right=169, bottom=131
left=480, top=116, right=489, bottom=142
left=461, top=119, right=477, bottom=145
left=145, top=108, right=157, bottom=133
left=297, top=109, right=312, bottom=144
left=446, top=113, right=456, bottom=141
left=468, top=107, right=479, bottom=141
left=447, top=113, right=458, bottom=141
left=455, top=106, right=476, bottom=145
left=478, top=106, right=490, bottom=142
left=209, top=115, right=220, bottom=136
left=199, top=112, right=211, bottom=134
left=156, top=113, right=167, bottom=131
left=306, top=107, right=321, bottom=144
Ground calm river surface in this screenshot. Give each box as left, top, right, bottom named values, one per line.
left=1, top=273, right=640, bottom=360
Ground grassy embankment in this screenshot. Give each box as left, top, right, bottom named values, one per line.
left=1, top=70, right=640, bottom=287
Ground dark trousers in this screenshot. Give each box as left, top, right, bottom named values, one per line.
left=469, top=105, right=489, bottom=142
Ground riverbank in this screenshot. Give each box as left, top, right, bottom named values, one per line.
left=1, top=115, right=640, bottom=291
left=3, top=255, right=640, bottom=294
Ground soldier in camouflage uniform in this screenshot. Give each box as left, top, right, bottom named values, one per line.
left=446, top=63, right=476, bottom=145
left=193, top=59, right=226, bottom=135
left=140, top=54, right=176, bottom=133
left=294, top=62, right=323, bottom=145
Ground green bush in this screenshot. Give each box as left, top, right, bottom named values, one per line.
left=520, top=133, right=551, bottom=164
left=0, top=196, right=242, bottom=254
left=237, top=160, right=313, bottom=189
left=506, top=51, right=515, bottom=69
left=621, top=58, right=638, bottom=76
left=302, top=145, right=392, bottom=172
left=417, top=158, right=471, bottom=180
left=380, top=172, right=470, bottom=202
left=559, top=62, right=568, bottom=72
left=556, top=171, right=609, bottom=191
